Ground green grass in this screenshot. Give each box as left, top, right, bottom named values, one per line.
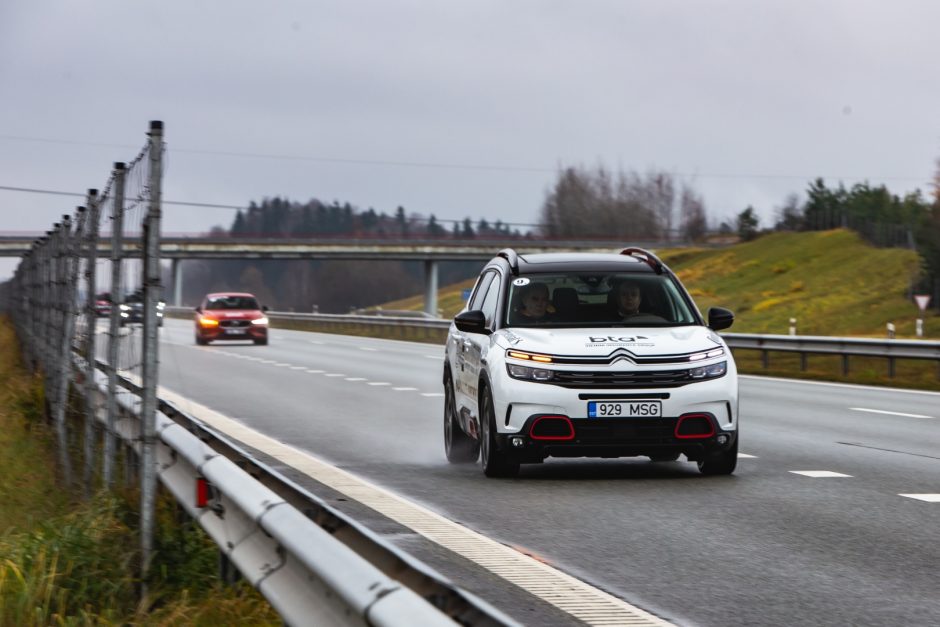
left=0, top=317, right=281, bottom=625
left=659, top=229, right=935, bottom=338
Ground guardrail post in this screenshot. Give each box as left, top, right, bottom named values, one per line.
left=841, top=354, right=850, bottom=376
left=888, top=357, right=896, bottom=378
left=800, top=352, right=807, bottom=371
left=761, top=349, right=769, bottom=369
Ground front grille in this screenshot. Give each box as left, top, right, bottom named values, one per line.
left=552, top=368, right=692, bottom=389
left=220, top=320, right=250, bottom=328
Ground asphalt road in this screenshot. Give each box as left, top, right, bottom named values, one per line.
left=151, top=319, right=940, bottom=626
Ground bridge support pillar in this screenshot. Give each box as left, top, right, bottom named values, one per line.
left=424, top=260, right=438, bottom=318
left=171, top=259, right=182, bottom=306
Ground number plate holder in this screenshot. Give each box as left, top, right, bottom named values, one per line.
left=588, top=400, right=662, bottom=418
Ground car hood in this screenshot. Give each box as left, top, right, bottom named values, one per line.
left=493, top=325, right=725, bottom=358
left=204, top=309, right=264, bottom=319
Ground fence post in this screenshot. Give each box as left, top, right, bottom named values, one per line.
left=53, top=212, right=84, bottom=486
left=139, top=121, right=164, bottom=582
left=104, top=163, right=126, bottom=488
left=83, top=189, right=101, bottom=495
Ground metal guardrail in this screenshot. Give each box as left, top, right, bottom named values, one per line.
left=86, top=359, right=513, bottom=627
left=723, top=333, right=940, bottom=377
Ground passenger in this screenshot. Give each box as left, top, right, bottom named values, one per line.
left=513, top=282, right=556, bottom=324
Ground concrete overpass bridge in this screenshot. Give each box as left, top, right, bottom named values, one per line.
left=0, top=235, right=669, bottom=315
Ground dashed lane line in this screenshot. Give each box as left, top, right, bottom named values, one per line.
left=154, top=385, right=674, bottom=627
left=899, top=494, right=940, bottom=503
left=789, top=470, right=853, bottom=478
left=849, top=407, right=935, bottom=419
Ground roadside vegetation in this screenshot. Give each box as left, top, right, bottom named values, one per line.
left=0, top=317, right=280, bottom=626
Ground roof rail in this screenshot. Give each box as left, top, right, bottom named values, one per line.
left=620, top=247, right=664, bottom=274
left=497, top=248, right=519, bottom=275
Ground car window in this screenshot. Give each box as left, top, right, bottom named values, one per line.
left=504, top=272, right=697, bottom=328
left=467, top=271, right=496, bottom=311
left=478, top=272, right=502, bottom=328
left=206, top=296, right=260, bottom=310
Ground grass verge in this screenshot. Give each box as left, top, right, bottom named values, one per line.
left=0, top=317, right=281, bottom=625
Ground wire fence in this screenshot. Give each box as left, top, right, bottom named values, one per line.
left=7, top=120, right=165, bottom=583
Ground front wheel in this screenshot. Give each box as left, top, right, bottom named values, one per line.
left=698, top=435, right=738, bottom=476
left=254, top=337, right=268, bottom=346
left=444, top=372, right=479, bottom=463
left=480, top=386, right=519, bottom=478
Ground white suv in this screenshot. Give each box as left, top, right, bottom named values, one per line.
left=443, top=248, right=738, bottom=477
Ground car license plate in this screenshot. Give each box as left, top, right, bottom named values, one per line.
left=588, top=400, right=661, bottom=418
left=227, top=328, right=247, bottom=335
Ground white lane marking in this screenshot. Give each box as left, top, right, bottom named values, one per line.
left=306, top=369, right=324, bottom=374
left=740, top=374, right=940, bottom=397
left=154, top=385, right=672, bottom=627
left=790, top=470, right=853, bottom=478
left=849, top=407, right=934, bottom=419
left=421, top=393, right=445, bottom=398
left=368, top=382, right=390, bottom=386
left=424, top=355, right=440, bottom=359
left=325, top=373, right=345, bottom=377
left=738, top=453, right=758, bottom=459
left=899, top=494, right=940, bottom=502
left=345, top=377, right=367, bottom=382
left=393, top=387, right=418, bottom=391
left=274, top=362, right=292, bottom=367
left=359, top=347, right=378, bottom=352
left=289, top=366, right=306, bottom=370
left=309, top=341, right=324, bottom=345
left=259, top=359, right=276, bottom=364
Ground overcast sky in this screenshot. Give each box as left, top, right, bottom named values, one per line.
left=2, top=0, right=939, bottom=278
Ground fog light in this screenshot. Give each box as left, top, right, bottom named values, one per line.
left=717, top=435, right=728, bottom=445
left=511, top=437, right=524, bottom=448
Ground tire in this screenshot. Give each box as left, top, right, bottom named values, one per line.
left=649, top=452, right=681, bottom=462
left=254, top=337, right=268, bottom=346
left=480, top=386, right=519, bottom=478
left=195, top=334, right=208, bottom=346
left=443, top=372, right=479, bottom=463
left=698, top=435, right=738, bottom=476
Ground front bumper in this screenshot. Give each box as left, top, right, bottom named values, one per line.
left=197, top=325, right=267, bottom=341
left=496, top=412, right=736, bottom=463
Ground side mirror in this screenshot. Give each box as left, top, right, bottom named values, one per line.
left=262, top=305, right=270, bottom=312
left=708, top=307, right=734, bottom=331
left=454, top=310, right=489, bottom=334
left=194, top=306, right=202, bottom=313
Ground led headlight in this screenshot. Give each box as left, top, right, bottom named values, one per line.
left=507, top=363, right=554, bottom=381
left=119, top=304, right=131, bottom=311
left=688, top=360, right=727, bottom=380
left=688, top=348, right=725, bottom=361
left=251, top=317, right=269, bottom=326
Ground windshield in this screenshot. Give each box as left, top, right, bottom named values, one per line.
left=504, top=273, right=698, bottom=328
left=206, top=296, right=260, bottom=310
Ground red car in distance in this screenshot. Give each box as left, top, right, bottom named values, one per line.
left=194, top=292, right=269, bottom=345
